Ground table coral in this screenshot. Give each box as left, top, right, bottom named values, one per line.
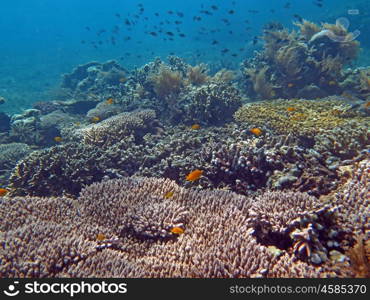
left=1, top=176, right=364, bottom=278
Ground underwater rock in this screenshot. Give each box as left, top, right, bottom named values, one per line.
left=0, top=112, right=10, bottom=132
left=86, top=101, right=123, bottom=121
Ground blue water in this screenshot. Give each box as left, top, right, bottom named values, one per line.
left=0, top=0, right=368, bottom=113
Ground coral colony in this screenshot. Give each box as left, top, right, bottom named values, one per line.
left=0, top=19, right=369, bottom=278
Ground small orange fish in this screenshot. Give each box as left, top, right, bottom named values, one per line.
left=54, top=136, right=62, bottom=143
left=170, top=227, right=184, bottom=235
left=290, top=113, right=306, bottom=121
left=191, top=124, right=201, bottom=130
left=75, top=122, right=81, bottom=126
left=249, top=128, right=263, bottom=136
left=164, top=191, right=174, bottom=199
left=106, top=97, right=114, bottom=104
left=96, top=233, right=106, bottom=241
left=186, top=169, right=203, bottom=181
left=286, top=107, right=296, bottom=112
left=364, top=101, right=370, bottom=108
left=328, top=80, right=337, bottom=86
left=287, top=83, right=294, bottom=88
left=91, top=116, right=100, bottom=123
left=0, top=188, right=8, bottom=197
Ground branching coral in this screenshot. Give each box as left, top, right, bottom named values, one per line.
left=2, top=177, right=361, bottom=278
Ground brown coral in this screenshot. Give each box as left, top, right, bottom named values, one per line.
left=150, top=66, right=184, bottom=102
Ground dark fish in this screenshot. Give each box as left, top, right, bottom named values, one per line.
left=154, top=12, right=159, bottom=16
left=284, top=2, right=291, bottom=9
left=228, top=10, right=235, bottom=14
left=166, top=31, right=174, bottom=36
left=85, top=26, right=91, bottom=31
left=211, top=5, right=218, bottom=10
left=211, top=40, right=219, bottom=45
left=231, top=53, right=238, bottom=57
left=193, top=16, right=202, bottom=21
left=293, top=14, right=303, bottom=22
left=200, top=10, right=212, bottom=15
left=252, top=36, right=259, bottom=45
left=97, top=29, right=106, bottom=36
left=177, top=12, right=184, bottom=17
left=179, top=33, right=186, bottom=37
left=221, top=48, right=229, bottom=53
left=175, top=21, right=182, bottom=25
left=149, top=32, right=158, bottom=36
left=115, top=13, right=121, bottom=18
left=167, top=10, right=174, bottom=14
left=124, top=19, right=131, bottom=26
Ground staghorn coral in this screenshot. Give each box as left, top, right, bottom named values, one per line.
left=333, top=160, right=369, bottom=238
left=247, top=191, right=344, bottom=265
left=1, top=177, right=362, bottom=278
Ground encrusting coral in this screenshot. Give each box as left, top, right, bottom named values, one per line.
left=234, top=97, right=370, bottom=135
left=2, top=174, right=366, bottom=278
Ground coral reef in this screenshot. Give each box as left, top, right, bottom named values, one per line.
left=8, top=143, right=106, bottom=197
left=241, top=20, right=362, bottom=100
left=0, top=143, right=31, bottom=186
left=247, top=191, right=343, bottom=265
left=74, top=109, right=160, bottom=147
left=86, top=101, right=123, bottom=121
left=179, top=82, right=242, bottom=125
left=234, top=97, right=370, bottom=135
left=1, top=177, right=362, bottom=278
